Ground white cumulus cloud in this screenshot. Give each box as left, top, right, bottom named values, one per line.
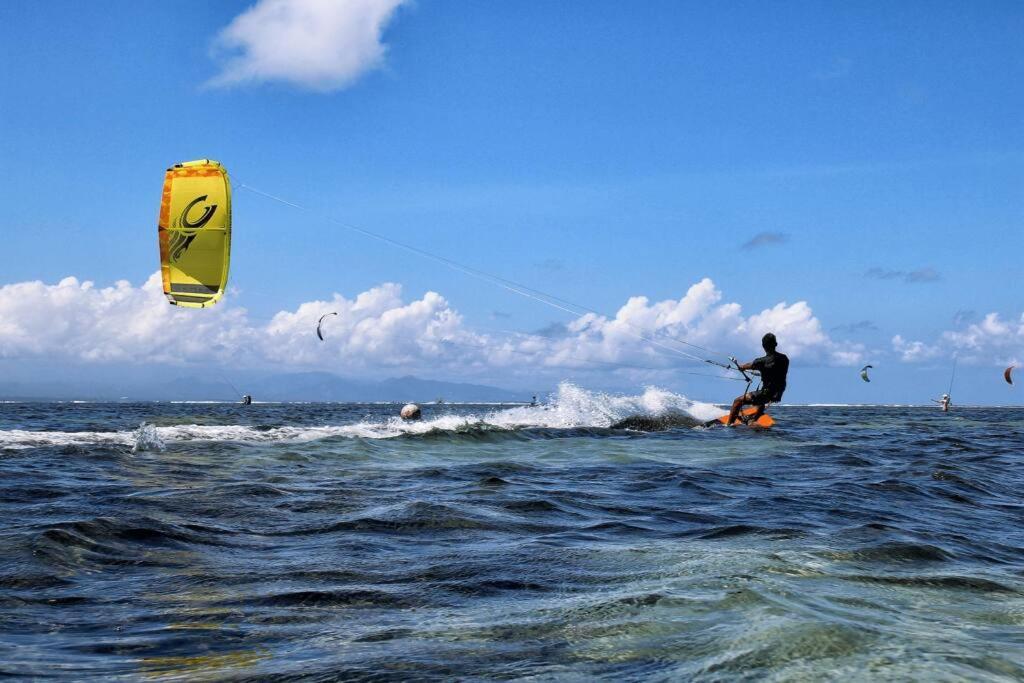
left=0, top=273, right=255, bottom=365
left=893, top=312, right=1024, bottom=365
left=0, top=273, right=861, bottom=381
left=208, top=0, right=407, bottom=92
left=261, top=283, right=481, bottom=371
left=891, top=334, right=941, bottom=363
left=942, top=313, right=1024, bottom=353
left=483, top=278, right=862, bottom=372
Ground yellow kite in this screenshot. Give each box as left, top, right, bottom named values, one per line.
left=157, top=160, right=232, bottom=308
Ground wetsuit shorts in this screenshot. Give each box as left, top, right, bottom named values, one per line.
left=747, top=388, right=781, bottom=405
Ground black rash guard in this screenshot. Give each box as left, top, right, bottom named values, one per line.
left=751, top=351, right=789, bottom=402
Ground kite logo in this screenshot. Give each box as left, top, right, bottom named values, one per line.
left=179, top=195, right=218, bottom=232
left=169, top=195, right=218, bottom=262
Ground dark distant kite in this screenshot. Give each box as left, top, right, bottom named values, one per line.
left=316, top=312, right=338, bottom=341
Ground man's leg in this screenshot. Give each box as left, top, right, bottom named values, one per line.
left=726, top=394, right=750, bottom=425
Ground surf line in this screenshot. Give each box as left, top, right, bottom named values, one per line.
left=238, top=182, right=741, bottom=380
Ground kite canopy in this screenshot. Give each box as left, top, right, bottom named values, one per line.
left=316, top=312, right=338, bottom=341
left=158, top=160, right=232, bottom=308
left=1006, top=366, right=1016, bottom=386
left=860, top=364, right=873, bottom=383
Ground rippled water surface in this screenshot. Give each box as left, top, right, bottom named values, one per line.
left=2, top=388, right=1023, bottom=680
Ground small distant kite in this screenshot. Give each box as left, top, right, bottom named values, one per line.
left=316, top=312, right=338, bottom=341
left=1006, top=365, right=1016, bottom=386
left=860, top=365, right=873, bottom=383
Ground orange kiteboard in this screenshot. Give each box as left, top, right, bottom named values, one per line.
left=713, top=407, right=775, bottom=429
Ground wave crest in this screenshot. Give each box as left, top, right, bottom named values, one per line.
left=0, top=382, right=720, bottom=449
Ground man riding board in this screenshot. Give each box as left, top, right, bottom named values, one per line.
left=726, top=333, right=789, bottom=425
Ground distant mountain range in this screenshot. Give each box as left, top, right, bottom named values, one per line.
left=0, top=372, right=531, bottom=403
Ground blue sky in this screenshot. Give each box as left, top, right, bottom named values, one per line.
left=0, top=1, right=1021, bottom=403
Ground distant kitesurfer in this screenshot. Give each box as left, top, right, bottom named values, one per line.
left=530, top=395, right=538, bottom=406
left=726, top=333, right=789, bottom=426
left=241, top=394, right=252, bottom=405
left=931, top=394, right=951, bottom=412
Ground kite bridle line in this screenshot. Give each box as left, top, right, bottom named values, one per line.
left=435, top=332, right=747, bottom=381
left=236, top=181, right=744, bottom=381
left=216, top=369, right=244, bottom=400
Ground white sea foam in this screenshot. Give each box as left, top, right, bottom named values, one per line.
left=0, top=382, right=721, bottom=449
left=0, top=429, right=131, bottom=450
left=131, top=422, right=165, bottom=454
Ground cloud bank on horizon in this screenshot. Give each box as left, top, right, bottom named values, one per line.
left=894, top=314, right=1024, bottom=367
left=208, top=0, right=407, bottom=91
left=0, top=273, right=877, bottom=380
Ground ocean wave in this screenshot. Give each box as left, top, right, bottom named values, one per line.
left=3, top=400, right=1024, bottom=679
left=0, top=383, right=722, bottom=450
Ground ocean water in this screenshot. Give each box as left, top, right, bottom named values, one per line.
left=1, top=384, right=1023, bottom=680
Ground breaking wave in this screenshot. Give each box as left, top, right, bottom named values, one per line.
left=0, top=383, right=721, bottom=450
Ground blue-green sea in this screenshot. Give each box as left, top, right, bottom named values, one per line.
left=2, top=386, right=1023, bottom=680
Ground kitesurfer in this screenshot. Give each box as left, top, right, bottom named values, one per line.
left=726, top=333, right=789, bottom=426
left=241, top=394, right=252, bottom=405
left=931, top=394, right=951, bottom=412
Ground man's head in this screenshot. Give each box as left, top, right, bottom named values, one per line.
left=761, top=332, right=778, bottom=352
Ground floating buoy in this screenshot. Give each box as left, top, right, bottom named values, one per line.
left=400, top=403, right=421, bottom=420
